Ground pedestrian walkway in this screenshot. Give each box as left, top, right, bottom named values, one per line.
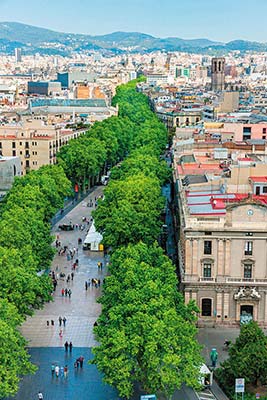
left=20, top=187, right=104, bottom=347
left=8, top=187, right=121, bottom=400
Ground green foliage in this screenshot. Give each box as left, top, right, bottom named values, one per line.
left=0, top=299, right=37, bottom=397
left=93, top=243, right=202, bottom=399
left=57, top=136, right=107, bottom=187
left=216, top=321, right=267, bottom=397
left=0, top=165, right=71, bottom=395
left=91, top=80, right=202, bottom=399
left=110, top=153, right=170, bottom=184
left=93, top=173, right=164, bottom=248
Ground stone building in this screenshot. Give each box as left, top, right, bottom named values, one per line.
left=177, top=182, right=267, bottom=326
left=211, top=57, right=225, bottom=91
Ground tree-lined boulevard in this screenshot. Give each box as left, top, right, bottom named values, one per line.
left=0, top=79, right=220, bottom=399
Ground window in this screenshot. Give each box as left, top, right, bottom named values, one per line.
left=0, top=142, right=2, bottom=148
left=12, top=150, right=16, bottom=156
left=263, top=128, right=266, bottom=134
left=244, top=264, right=252, bottom=279
left=263, top=186, right=267, bottom=193
left=204, top=240, right=212, bottom=255
left=203, top=263, right=212, bottom=278
left=243, top=126, right=251, bottom=140
left=245, top=241, right=253, bottom=256
left=201, top=298, right=212, bottom=317
left=12, top=142, right=16, bottom=148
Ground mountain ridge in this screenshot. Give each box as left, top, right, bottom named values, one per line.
left=0, top=21, right=266, bottom=55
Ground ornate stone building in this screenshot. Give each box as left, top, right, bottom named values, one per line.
left=178, top=191, right=267, bottom=326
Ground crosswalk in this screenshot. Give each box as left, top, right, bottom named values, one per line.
left=197, top=388, right=217, bottom=400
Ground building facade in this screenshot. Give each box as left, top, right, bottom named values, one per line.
left=0, top=117, right=86, bottom=174
left=177, top=177, right=267, bottom=326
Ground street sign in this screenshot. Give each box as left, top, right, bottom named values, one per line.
left=140, top=396, right=156, bottom=400
left=235, top=378, right=245, bottom=393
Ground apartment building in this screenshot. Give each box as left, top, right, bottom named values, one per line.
left=0, top=117, right=86, bottom=174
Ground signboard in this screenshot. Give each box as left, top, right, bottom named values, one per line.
left=140, top=396, right=156, bottom=400
left=235, top=378, right=245, bottom=393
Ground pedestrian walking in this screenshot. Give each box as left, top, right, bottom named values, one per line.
left=85, top=281, right=88, bottom=291
left=78, top=356, right=84, bottom=368
left=60, top=366, right=64, bottom=377
left=55, top=365, right=60, bottom=377
left=71, top=272, right=74, bottom=280
left=75, top=358, right=80, bottom=368
left=98, top=279, right=101, bottom=286
left=64, top=365, right=68, bottom=378
left=64, top=341, right=69, bottom=351
left=63, top=317, right=67, bottom=327
left=59, top=329, right=63, bottom=338
left=210, top=348, right=218, bottom=368
left=61, top=288, right=64, bottom=297
left=46, top=320, right=49, bottom=327
left=64, top=288, right=68, bottom=296
left=38, top=391, right=44, bottom=399
left=69, top=341, right=73, bottom=352
left=68, top=289, right=72, bottom=298
left=51, top=364, right=55, bottom=376
left=58, top=316, right=62, bottom=326
left=51, top=320, right=54, bottom=326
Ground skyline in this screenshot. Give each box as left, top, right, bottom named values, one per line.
left=0, top=0, right=267, bottom=43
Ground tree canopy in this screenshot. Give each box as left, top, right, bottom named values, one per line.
left=216, top=321, right=267, bottom=397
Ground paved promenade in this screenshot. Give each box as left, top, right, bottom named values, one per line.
left=9, top=187, right=119, bottom=400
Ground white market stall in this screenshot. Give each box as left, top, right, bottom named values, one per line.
left=83, top=222, right=104, bottom=251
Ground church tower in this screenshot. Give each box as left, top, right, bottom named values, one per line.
left=211, top=57, right=225, bottom=91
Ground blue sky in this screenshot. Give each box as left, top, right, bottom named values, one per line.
left=0, top=0, right=266, bottom=42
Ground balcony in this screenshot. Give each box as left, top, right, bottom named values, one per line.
left=199, top=277, right=215, bottom=282
left=183, top=275, right=215, bottom=283
left=226, top=277, right=267, bottom=285
left=182, top=274, right=267, bottom=285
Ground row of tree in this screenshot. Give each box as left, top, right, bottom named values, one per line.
left=0, top=165, right=71, bottom=397
left=90, top=81, right=203, bottom=399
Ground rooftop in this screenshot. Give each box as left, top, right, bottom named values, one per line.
left=186, top=191, right=267, bottom=216
left=30, top=98, right=107, bottom=108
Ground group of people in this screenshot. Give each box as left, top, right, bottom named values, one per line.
left=85, top=278, right=101, bottom=290
left=64, top=341, right=73, bottom=352
left=97, top=261, right=103, bottom=270
left=51, top=364, right=69, bottom=378
left=74, top=356, right=85, bottom=368
left=66, top=272, right=74, bottom=283
left=61, top=288, right=72, bottom=297
left=58, top=316, right=67, bottom=327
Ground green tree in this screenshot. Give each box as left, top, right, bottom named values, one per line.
left=93, top=243, right=202, bottom=399
left=93, top=174, right=164, bottom=248
left=217, top=321, right=267, bottom=394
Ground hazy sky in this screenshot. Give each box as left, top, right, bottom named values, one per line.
left=0, top=0, right=266, bottom=42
